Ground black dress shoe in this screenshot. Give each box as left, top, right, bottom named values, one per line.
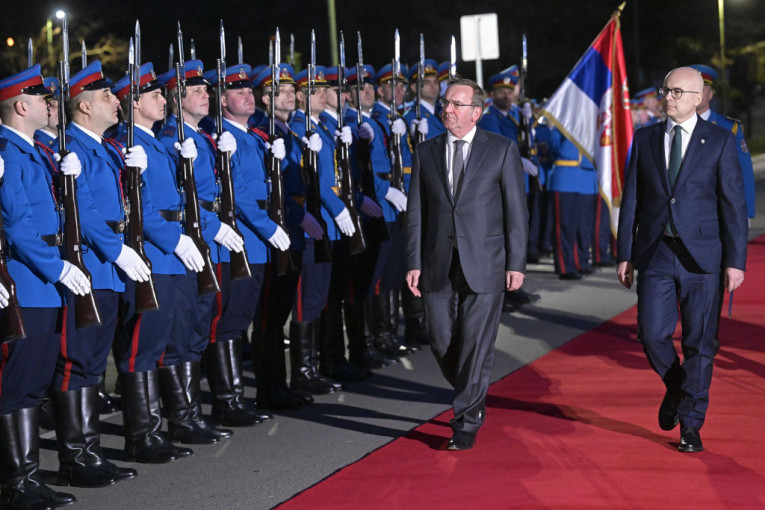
left=678, top=426, right=704, bottom=452
left=505, top=288, right=541, bottom=305
left=559, top=272, right=583, bottom=280
left=658, top=388, right=682, bottom=431
left=447, top=431, right=476, bottom=451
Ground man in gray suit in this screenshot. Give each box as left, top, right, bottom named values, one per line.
left=406, top=79, right=528, bottom=450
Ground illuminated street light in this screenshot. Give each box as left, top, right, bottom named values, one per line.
left=6, top=37, right=14, bottom=47
left=55, top=10, right=66, bottom=20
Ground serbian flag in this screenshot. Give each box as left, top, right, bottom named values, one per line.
left=540, top=3, right=633, bottom=234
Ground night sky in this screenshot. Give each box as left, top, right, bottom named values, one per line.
left=2, top=0, right=764, bottom=112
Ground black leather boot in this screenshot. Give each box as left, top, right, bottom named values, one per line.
left=80, top=385, right=137, bottom=482
left=252, top=328, right=308, bottom=410
left=346, top=301, right=396, bottom=369
left=289, top=321, right=335, bottom=395
left=147, top=369, right=192, bottom=458
left=180, top=361, right=232, bottom=439
left=98, top=377, right=120, bottom=415
left=402, top=287, right=429, bottom=347
left=119, top=371, right=177, bottom=463
left=17, top=407, right=75, bottom=507
left=52, top=389, right=116, bottom=488
left=319, top=306, right=370, bottom=381
left=1, top=411, right=54, bottom=510
left=158, top=364, right=218, bottom=445
left=365, top=296, right=408, bottom=358
left=309, top=318, right=343, bottom=391
left=227, top=337, right=271, bottom=421
left=205, top=340, right=261, bottom=427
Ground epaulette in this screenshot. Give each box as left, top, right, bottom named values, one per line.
left=250, top=127, right=270, bottom=143
left=0, top=137, right=7, bottom=151
left=161, top=125, right=177, bottom=137
left=724, top=115, right=742, bottom=125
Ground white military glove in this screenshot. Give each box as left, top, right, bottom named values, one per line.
left=265, top=138, right=286, bottom=160
left=214, top=130, right=237, bottom=154
left=384, top=187, right=407, bottom=212
left=268, top=225, right=290, bottom=251
left=115, top=245, right=151, bottom=282
left=174, top=137, right=198, bottom=160
left=174, top=234, right=204, bottom=272
left=334, top=207, right=356, bottom=237
left=335, top=126, right=352, bottom=145
left=359, top=195, right=383, bottom=218
left=214, top=223, right=245, bottom=253
left=301, top=133, right=323, bottom=152
left=390, top=118, right=407, bottom=136
left=300, top=212, right=324, bottom=240
left=53, top=152, right=82, bottom=178
left=521, top=157, right=539, bottom=177
left=0, top=154, right=4, bottom=181
left=521, top=102, right=533, bottom=120
left=0, top=282, right=9, bottom=308
left=123, top=145, right=148, bottom=174
left=359, top=123, right=375, bottom=141
left=410, top=118, right=429, bottom=136
left=57, top=261, right=91, bottom=296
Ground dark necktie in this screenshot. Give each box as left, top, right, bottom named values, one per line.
left=452, top=139, right=465, bottom=196
left=668, top=125, right=683, bottom=189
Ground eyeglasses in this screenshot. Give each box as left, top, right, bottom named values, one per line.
left=438, top=98, right=476, bottom=109
left=658, top=87, right=701, bottom=99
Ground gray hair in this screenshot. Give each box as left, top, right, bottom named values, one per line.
left=445, top=78, right=485, bottom=119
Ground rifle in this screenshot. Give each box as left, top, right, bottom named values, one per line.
left=175, top=22, right=220, bottom=295
left=266, top=30, right=295, bottom=276
left=414, top=34, right=426, bottom=145
left=354, top=32, right=388, bottom=242
left=0, top=195, right=26, bottom=343
left=302, top=30, right=332, bottom=264
left=215, top=21, right=251, bottom=281
left=518, top=34, right=540, bottom=190
left=336, top=32, right=366, bottom=255
left=388, top=29, right=406, bottom=229
left=57, top=13, right=101, bottom=329
left=123, top=27, right=160, bottom=312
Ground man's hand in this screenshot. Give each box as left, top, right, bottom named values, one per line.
left=617, top=261, right=634, bottom=289
left=174, top=138, right=198, bottom=160
left=724, top=267, right=745, bottom=293
left=384, top=187, right=407, bottom=212
left=359, top=196, right=383, bottom=218
left=359, top=123, right=375, bottom=141
left=214, top=131, right=237, bottom=154
left=266, top=138, right=286, bottom=160
left=300, top=212, right=324, bottom=240
left=406, top=270, right=421, bottom=298
left=506, top=271, right=524, bottom=291
left=123, top=145, right=149, bottom=174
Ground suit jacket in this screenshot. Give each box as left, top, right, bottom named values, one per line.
left=617, top=117, right=748, bottom=274
left=406, top=126, right=528, bottom=294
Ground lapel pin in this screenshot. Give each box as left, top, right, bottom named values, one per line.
left=700, top=139, right=705, bottom=144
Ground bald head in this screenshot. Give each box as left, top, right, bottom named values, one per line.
left=662, top=67, right=703, bottom=123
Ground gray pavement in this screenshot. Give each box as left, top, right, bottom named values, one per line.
left=36, top=173, right=765, bottom=510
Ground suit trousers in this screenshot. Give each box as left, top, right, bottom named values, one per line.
left=636, top=237, right=722, bottom=430
left=423, top=249, right=504, bottom=435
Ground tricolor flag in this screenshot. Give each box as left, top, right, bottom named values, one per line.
left=540, top=3, right=633, bottom=234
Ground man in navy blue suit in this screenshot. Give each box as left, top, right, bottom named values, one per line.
left=617, top=67, right=748, bottom=453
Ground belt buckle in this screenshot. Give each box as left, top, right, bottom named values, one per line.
left=212, top=199, right=221, bottom=213
left=55, top=232, right=63, bottom=246
left=117, top=220, right=126, bottom=233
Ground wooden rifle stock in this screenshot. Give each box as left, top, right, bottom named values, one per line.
left=0, top=203, right=26, bottom=343
left=301, top=141, right=333, bottom=263
left=123, top=164, right=160, bottom=312
left=178, top=156, right=220, bottom=295
left=59, top=171, right=102, bottom=329
left=266, top=139, right=294, bottom=275
left=337, top=142, right=366, bottom=254
left=356, top=140, right=389, bottom=242
left=217, top=149, right=251, bottom=280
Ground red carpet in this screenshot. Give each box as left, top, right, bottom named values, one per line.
left=279, top=237, right=765, bottom=509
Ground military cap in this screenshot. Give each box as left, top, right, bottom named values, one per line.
left=111, top=62, right=162, bottom=101
left=689, top=64, right=717, bottom=86
left=487, top=71, right=518, bottom=90
left=324, top=66, right=350, bottom=88
left=406, top=59, right=439, bottom=82
left=295, top=66, right=329, bottom=89
left=437, top=62, right=450, bottom=82
left=158, top=59, right=208, bottom=90
left=634, top=87, right=657, bottom=101
left=43, top=77, right=60, bottom=98
left=251, top=63, right=296, bottom=89
left=375, top=63, right=407, bottom=84
left=347, top=65, right=375, bottom=85
left=68, top=60, right=113, bottom=98
left=0, top=64, right=55, bottom=102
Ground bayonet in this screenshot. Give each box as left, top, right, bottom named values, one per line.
left=168, top=43, right=174, bottom=73
left=391, top=28, right=400, bottom=117
left=81, top=40, right=86, bottom=69
left=237, top=36, right=243, bottom=65
left=289, top=33, right=295, bottom=67
left=135, top=21, right=141, bottom=72
left=27, top=38, right=33, bottom=69
left=190, top=38, right=196, bottom=60
left=219, top=21, right=226, bottom=71
left=62, top=13, right=70, bottom=84
left=177, top=22, right=186, bottom=99
left=449, top=35, right=457, bottom=81
left=355, top=31, right=363, bottom=125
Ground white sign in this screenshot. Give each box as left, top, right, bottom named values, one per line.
left=459, top=13, right=500, bottom=61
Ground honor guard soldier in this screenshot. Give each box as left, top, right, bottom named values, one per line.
left=634, top=87, right=663, bottom=127
left=343, top=64, right=398, bottom=369
left=33, top=77, right=59, bottom=149
left=547, top=128, right=599, bottom=280
left=0, top=64, right=90, bottom=509
left=211, top=62, right=289, bottom=424
left=690, top=64, right=756, bottom=220
left=288, top=65, right=348, bottom=395
left=479, top=69, right=521, bottom=143
left=53, top=60, right=154, bottom=488
left=249, top=63, right=315, bottom=409
left=248, top=64, right=268, bottom=130
left=157, top=59, right=243, bottom=441
left=111, top=62, right=204, bottom=460
left=316, top=66, right=373, bottom=382
left=369, top=64, right=412, bottom=358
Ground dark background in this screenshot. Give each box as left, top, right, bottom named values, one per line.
left=2, top=0, right=764, bottom=119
